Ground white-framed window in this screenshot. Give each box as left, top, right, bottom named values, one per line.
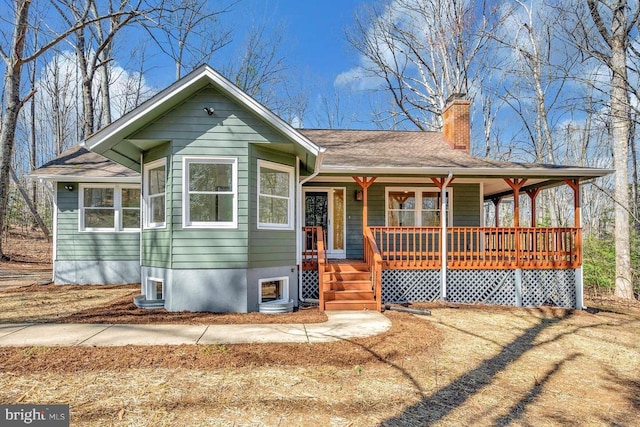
left=385, top=187, right=452, bottom=226
left=259, top=276, right=289, bottom=304
left=144, top=158, right=166, bottom=229
left=79, top=184, right=140, bottom=232
left=257, top=160, right=294, bottom=230
left=183, top=156, right=237, bottom=228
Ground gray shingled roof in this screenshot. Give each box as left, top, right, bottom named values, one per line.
left=33, top=130, right=609, bottom=181
left=31, top=145, right=139, bottom=180
left=298, top=129, right=570, bottom=172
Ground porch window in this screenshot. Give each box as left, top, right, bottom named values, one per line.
left=387, top=190, right=416, bottom=226
left=144, top=159, right=166, bottom=228
left=258, top=160, right=294, bottom=229
left=385, top=187, right=451, bottom=226
left=80, top=185, right=140, bottom=231
left=183, top=157, right=237, bottom=228
left=421, top=191, right=441, bottom=226
left=259, top=276, right=289, bottom=303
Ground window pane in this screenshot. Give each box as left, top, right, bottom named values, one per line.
left=422, top=191, right=440, bottom=210
left=260, top=167, right=289, bottom=197
left=149, top=166, right=165, bottom=194
left=150, top=195, right=165, bottom=224
left=189, top=163, right=232, bottom=192
left=85, top=209, right=114, bottom=228
left=84, top=188, right=113, bottom=208
left=261, top=280, right=282, bottom=303
left=388, top=191, right=415, bottom=210
left=259, top=196, right=288, bottom=224
left=388, top=210, right=415, bottom=226
left=122, top=189, right=140, bottom=207
left=123, top=209, right=140, bottom=228
left=422, top=211, right=440, bottom=226
left=190, top=194, right=233, bottom=222
left=333, top=189, right=344, bottom=250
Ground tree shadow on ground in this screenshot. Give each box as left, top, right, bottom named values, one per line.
left=379, top=311, right=569, bottom=426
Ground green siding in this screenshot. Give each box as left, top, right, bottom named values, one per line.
left=248, top=146, right=296, bottom=268
left=131, top=86, right=296, bottom=270
left=56, top=182, right=140, bottom=261
left=452, top=184, right=481, bottom=226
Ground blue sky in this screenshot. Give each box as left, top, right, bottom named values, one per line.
left=144, top=0, right=364, bottom=86
left=257, top=0, right=362, bottom=78
left=142, top=0, right=369, bottom=127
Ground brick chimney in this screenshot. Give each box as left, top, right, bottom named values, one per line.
left=442, top=93, right=470, bottom=151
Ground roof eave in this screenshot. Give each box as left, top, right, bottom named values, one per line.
left=29, top=174, right=140, bottom=183
left=84, top=65, right=321, bottom=168
left=319, top=165, right=613, bottom=178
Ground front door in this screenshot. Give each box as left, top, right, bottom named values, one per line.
left=304, top=189, right=346, bottom=258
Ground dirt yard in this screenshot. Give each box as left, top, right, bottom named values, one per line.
left=1, top=232, right=639, bottom=425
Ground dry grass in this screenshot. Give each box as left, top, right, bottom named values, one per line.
left=0, top=283, right=327, bottom=324
left=0, top=292, right=639, bottom=425
left=1, top=236, right=639, bottom=425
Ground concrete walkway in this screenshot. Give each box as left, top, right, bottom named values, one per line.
left=0, top=311, right=391, bottom=347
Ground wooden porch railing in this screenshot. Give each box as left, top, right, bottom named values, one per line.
left=447, top=227, right=582, bottom=269
left=363, top=228, right=383, bottom=311
left=369, top=227, right=441, bottom=269
left=368, top=226, right=581, bottom=269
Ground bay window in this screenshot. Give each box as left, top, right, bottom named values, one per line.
left=258, top=160, right=294, bottom=229
left=183, top=157, right=237, bottom=228
left=144, top=159, right=166, bottom=228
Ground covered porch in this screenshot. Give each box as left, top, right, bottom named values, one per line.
left=300, top=176, right=585, bottom=311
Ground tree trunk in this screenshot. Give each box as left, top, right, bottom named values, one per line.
left=0, top=0, right=30, bottom=259
left=10, top=167, right=50, bottom=240
left=610, top=9, right=634, bottom=299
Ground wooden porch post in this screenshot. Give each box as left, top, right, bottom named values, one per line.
left=526, top=188, right=541, bottom=227
left=492, top=197, right=502, bottom=227
left=564, top=179, right=581, bottom=228
left=504, top=178, right=527, bottom=228
left=504, top=178, right=528, bottom=271
left=352, top=176, right=377, bottom=234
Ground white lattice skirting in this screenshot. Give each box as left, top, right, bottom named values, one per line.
left=522, top=269, right=576, bottom=308
left=303, top=268, right=578, bottom=309
left=301, top=270, right=319, bottom=300
left=447, top=269, right=517, bottom=306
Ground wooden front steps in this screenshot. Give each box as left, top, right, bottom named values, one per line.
left=322, top=260, right=378, bottom=311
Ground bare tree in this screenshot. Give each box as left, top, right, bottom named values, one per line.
left=570, top=0, right=639, bottom=299
left=0, top=0, right=150, bottom=258
left=53, top=0, right=146, bottom=137
left=145, top=0, right=233, bottom=80
left=344, top=0, right=496, bottom=131
left=222, top=18, right=309, bottom=125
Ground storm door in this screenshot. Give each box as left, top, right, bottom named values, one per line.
left=304, top=189, right=346, bottom=258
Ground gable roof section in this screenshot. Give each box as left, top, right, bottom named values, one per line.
left=299, top=129, right=611, bottom=179
left=84, top=65, right=323, bottom=172
left=30, top=145, right=139, bottom=182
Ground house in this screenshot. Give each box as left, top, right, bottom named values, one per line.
left=32, top=65, right=611, bottom=313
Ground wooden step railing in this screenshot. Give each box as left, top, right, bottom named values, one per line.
left=363, top=228, right=383, bottom=311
